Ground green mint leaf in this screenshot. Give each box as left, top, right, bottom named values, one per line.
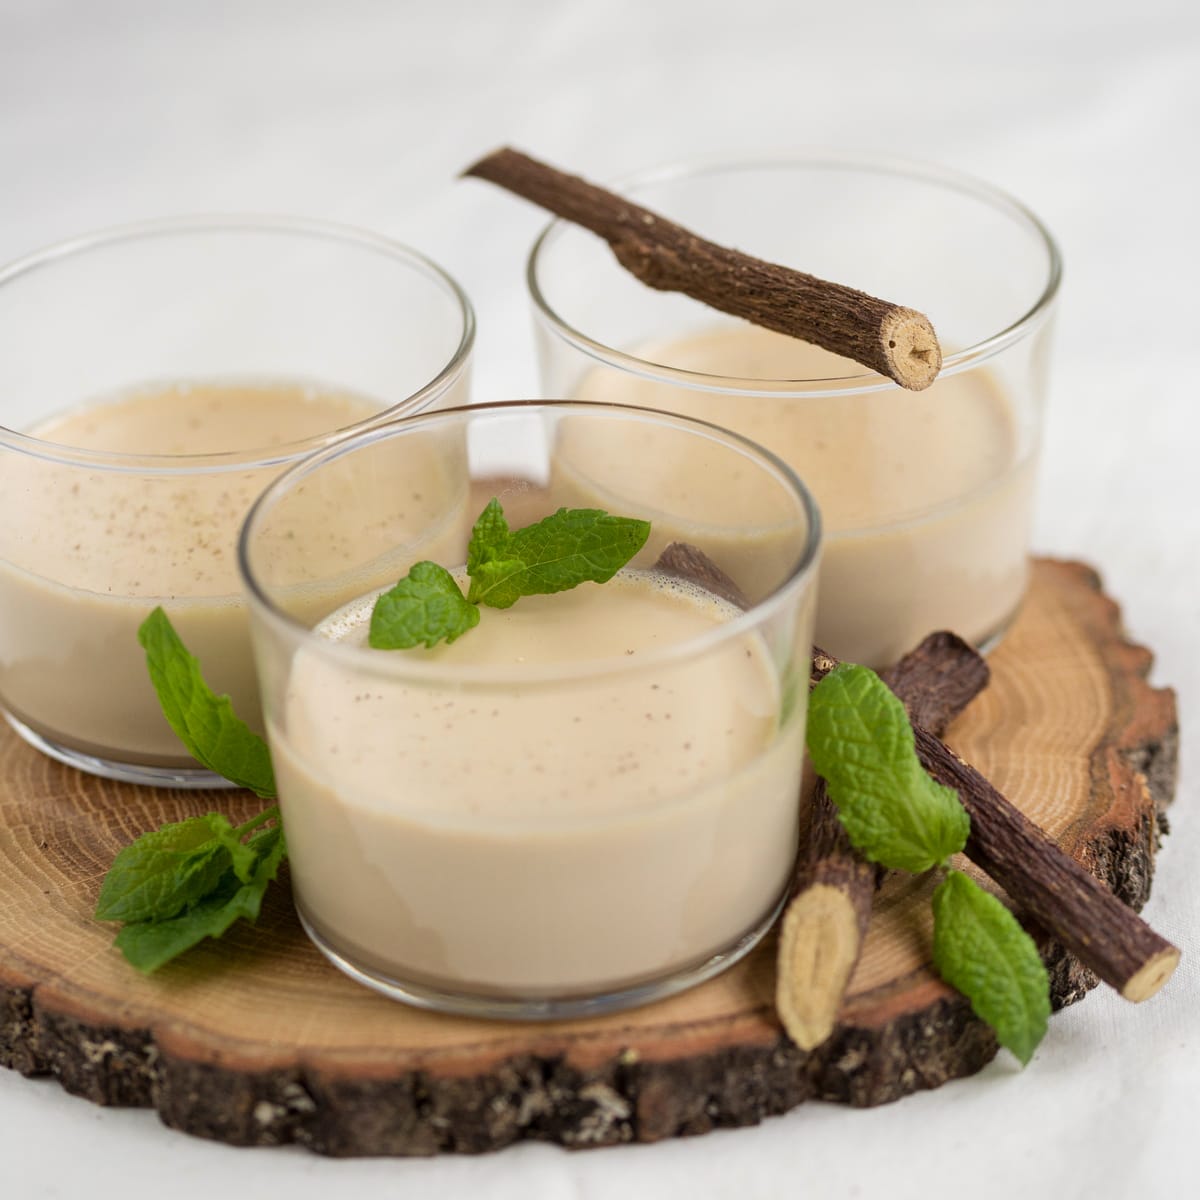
left=94, top=814, right=235, bottom=923
left=467, top=506, right=650, bottom=609
left=113, top=825, right=287, bottom=973
left=368, top=561, right=481, bottom=649
left=137, top=607, right=276, bottom=798
left=217, top=821, right=260, bottom=884
left=465, top=554, right=533, bottom=608
left=94, top=806, right=280, bottom=923
left=806, top=663, right=970, bottom=873
left=932, top=870, right=1051, bottom=1065
left=467, top=497, right=510, bottom=573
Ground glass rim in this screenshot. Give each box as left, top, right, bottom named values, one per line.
left=0, top=213, right=476, bottom=473
left=238, top=399, right=823, bottom=686
left=527, top=148, right=1063, bottom=398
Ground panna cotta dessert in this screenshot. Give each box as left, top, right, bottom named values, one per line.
left=0, top=380, right=468, bottom=771
left=273, top=569, right=806, bottom=998
left=0, top=216, right=475, bottom=781
left=572, top=326, right=1036, bottom=666
left=240, top=403, right=820, bottom=1015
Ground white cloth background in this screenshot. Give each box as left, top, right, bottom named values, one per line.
left=1, top=1, right=1197, bottom=1196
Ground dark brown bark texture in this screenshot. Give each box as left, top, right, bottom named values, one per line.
left=466, top=148, right=942, bottom=390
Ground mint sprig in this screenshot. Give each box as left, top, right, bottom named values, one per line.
left=370, top=498, right=651, bottom=650
left=807, top=663, right=969, bottom=873
left=111, top=822, right=287, bottom=973
left=932, top=870, right=1051, bottom=1065
left=807, top=662, right=1050, bottom=1065
left=95, top=812, right=260, bottom=924
left=94, top=612, right=286, bottom=972
left=96, top=805, right=285, bottom=972
left=467, top=503, right=651, bottom=609
left=138, top=606, right=276, bottom=798
left=369, top=561, right=480, bottom=649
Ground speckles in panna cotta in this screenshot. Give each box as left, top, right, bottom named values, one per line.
left=281, top=567, right=785, bottom=822
left=0, top=377, right=423, bottom=764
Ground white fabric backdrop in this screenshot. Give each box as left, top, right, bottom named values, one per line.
left=1, top=1, right=1197, bottom=1196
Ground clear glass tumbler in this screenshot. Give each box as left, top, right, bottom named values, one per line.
left=239, top=402, right=821, bottom=1018
left=529, top=153, right=1061, bottom=667
left=0, top=217, right=474, bottom=785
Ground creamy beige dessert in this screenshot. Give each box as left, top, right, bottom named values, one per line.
left=574, top=325, right=1037, bottom=665
left=0, top=381, right=465, bottom=766
left=271, top=568, right=806, bottom=996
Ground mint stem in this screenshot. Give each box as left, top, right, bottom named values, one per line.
left=233, top=806, right=280, bottom=840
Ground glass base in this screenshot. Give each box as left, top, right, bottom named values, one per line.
left=3, top=710, right=235, bottom=790
left=297, top=890, right=788, bottom=1021
left=974, top=598, right=1023, bottom=658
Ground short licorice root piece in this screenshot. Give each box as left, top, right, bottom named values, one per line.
left=777, top=845, right=878, bottom=1052
left=654, top=541, right=750, bottom=610
left=914, top=726, right=1181, bottom=1002
left=778, top=633, right=989, bottom=1050
left=463, top=147, right=943, bottom=391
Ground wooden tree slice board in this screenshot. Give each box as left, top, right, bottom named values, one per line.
left=0, top=559, right=1178, bottom=1155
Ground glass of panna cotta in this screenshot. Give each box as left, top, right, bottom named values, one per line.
left=0, top=217, right=473, bottom=786
left=239, top=402, right=821, bottom=1017
left=528, top=153, right=1061, bottom=667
